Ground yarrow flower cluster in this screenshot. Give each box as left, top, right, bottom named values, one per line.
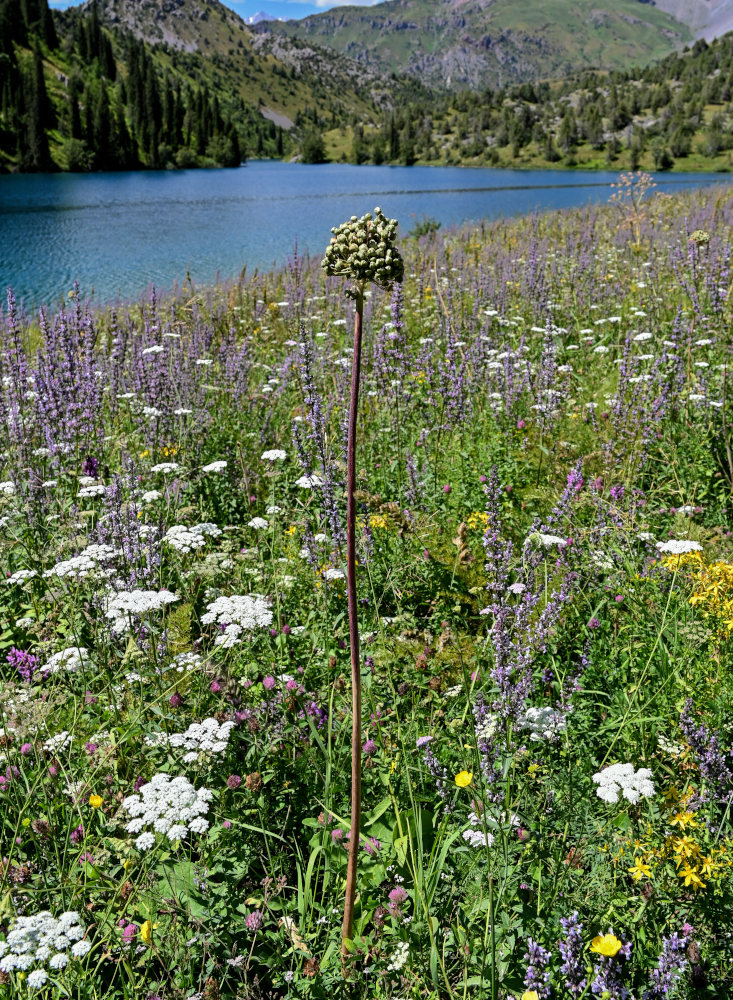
left=122, top=773, right=213, bottom=850
left=43, top=646, right=90, bottom=675
left=0, top=909, right=90, bottom=987
left=462, top=810, right=495, bottom=848
left=43, top=543, right=121, bottom=580
left=592, top=763, right=655, bottom=804
left=43, top=730, right=72, bottom=753
left=6, top=569, right=38, bottom=584
left=295, top=473, right=324, bottom=488
left=518, top=705, right=567, bottom=742
left=201, top=593, right=273, bottom=647
left=148, top=717, right=236, bottom=763
left=386, top=940, right=409, bottom=972
left=105, top=589, right=180, bottom=634
left=169, top=651, right=202, bottom=674
left=261, top=449, right=287, bottom=462
left=655, top=539, right=703, bottom=555
left=163, top=522, right=221, bottom=553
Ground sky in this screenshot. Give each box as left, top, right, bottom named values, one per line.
left=48, top=0, right=383, bottom=22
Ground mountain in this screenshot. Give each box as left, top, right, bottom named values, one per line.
left=81, top=0, right=424, bottom=122
left=262, top=0, right=694, bottom=91
left=653, top=0, right=733, bottom=41
left=345, top=31, right=733, bottom=173
left=244, top=10, right=280, bottom=25
left=0, top=0, right=426, bottom=173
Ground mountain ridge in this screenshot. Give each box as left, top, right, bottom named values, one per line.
left=261, top=0, right=695, bottom=90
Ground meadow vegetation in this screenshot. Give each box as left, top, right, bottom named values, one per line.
left=0, top=176, right=732, bottom=998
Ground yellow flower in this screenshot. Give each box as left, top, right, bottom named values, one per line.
left=521, top=992, right=540, bottom=1000
left=699, top=855, right=715, bottom=878
left=454, top=770, right=473, bottom=788
left=141, top=920, right=154, bottom=945
left=628, top=858, right=651, bottom=882
left=590, top=933, right=623, bottom=957
left=89, top=794, right=103, bottom=809
left=670, top=811, right=697, bottom=829
left=679, top=864, right=705, bottom=890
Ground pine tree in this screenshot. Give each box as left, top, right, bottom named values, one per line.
left=22, top=46, right=52, bottom=170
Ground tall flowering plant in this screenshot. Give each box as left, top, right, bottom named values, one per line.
left=321, top=208, right=404, bottom=960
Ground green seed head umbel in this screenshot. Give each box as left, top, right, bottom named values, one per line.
left=321, top=207, right=404, bottom=299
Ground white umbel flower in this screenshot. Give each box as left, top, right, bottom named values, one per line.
left=295, top=473, right=324, bottom=488
left=0, top=910, right=87, bottom=982
left=105, top=589, right=180, bottom=634
left=77, top=484, right=106, bottom=498
left=518, top=706, right=567, bottom=741
left=44, top=647, right=89, bottom=675
left=537, top=533, right=566, bottom=548
left=261, top=449, right=287, bottom=462
left=6, top=569, right=38, bottom=584
left=202, top=594, right=273, bottom=648
left=149, top=718, right=235, bottom=761
left=163, top=522, right=221, bottom=553
left=201, top=461, right=227, bottom=473
left=122, top=773, right=214, bottom=849
left=655, top=539, right=703, bottom=555
left=592, top=763, right=655, bottom=804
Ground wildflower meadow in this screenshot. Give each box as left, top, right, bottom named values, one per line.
left=0, top=176, right=732, bottom=999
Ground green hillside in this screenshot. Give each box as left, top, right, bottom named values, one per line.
left=0, top=0, right=425, bottom=172
left=266, top=0, right=692, bottom=91
left=324, top=32, right=733, bottom=173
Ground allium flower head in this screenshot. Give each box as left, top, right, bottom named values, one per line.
left=321, top=207, right=404, bottom=296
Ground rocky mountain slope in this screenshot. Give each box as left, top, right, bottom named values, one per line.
left=653, top=0, right=733, bottom=41
left=262, top=0, right=694, bottom=91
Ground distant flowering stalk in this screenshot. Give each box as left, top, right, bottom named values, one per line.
left=559, top=911, right=587, bottom=997
left=523, top=938, right=551, bottom=999
left=321, top=208, right=403, bottom=963
left=643, top=931, right=689, bottom=999
left=679, top=699, right=733, bottom=803
left=482, top=467, right=513, bottom=599
left=416, top=735, right=448, bottom=802
left=590, top=930, right=632, bottom=1000
left=6, top=646, right=39, bottom=683
left=297, top=332, right=344, bottom=548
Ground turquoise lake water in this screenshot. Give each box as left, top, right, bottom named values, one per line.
left=1, top=160, right=730, bottom=309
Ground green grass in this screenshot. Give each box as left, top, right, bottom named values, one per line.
left=0, top=182, right=732, bottom=997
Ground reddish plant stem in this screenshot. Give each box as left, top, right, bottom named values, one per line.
left=341, top=289, right=364, bottom=961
